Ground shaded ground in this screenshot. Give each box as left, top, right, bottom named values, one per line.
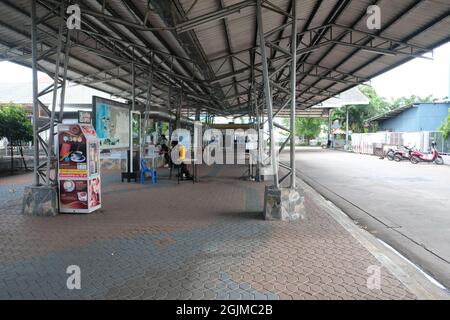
left=0, top=164, right=428, bottom=299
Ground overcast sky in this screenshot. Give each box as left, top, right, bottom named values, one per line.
left=370, top=42, right=450, bottom=100
left=0, top=42, right=449, bottom=101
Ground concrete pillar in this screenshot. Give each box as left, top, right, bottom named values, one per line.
left=22, top=185, right=58, bottom=217
left=259, top=0, right=305, bottom=221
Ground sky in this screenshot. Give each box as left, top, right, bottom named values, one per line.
left=0, top=42, right=449, bottom=101
left=370, top=42, right=450, bottom=100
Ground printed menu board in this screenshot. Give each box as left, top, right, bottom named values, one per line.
left=59, top=180, right=88, bottom=210
left=58, top=125, right=88, bottom=178
left=58, top=124, right=102, bottom=214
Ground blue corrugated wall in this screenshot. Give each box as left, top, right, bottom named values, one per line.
left=379, top=103, right=450, bottom=132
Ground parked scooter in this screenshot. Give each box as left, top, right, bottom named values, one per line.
left=386, top=148, right=396, bottom=160
left=386, top=145, right=414, bottom=161
left=410, top=142, right=444, bottom=165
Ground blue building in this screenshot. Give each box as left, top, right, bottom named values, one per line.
left=369, top=101, right=450, bottom=132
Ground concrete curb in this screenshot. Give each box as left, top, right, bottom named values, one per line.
left=294, top=173, right=450, bottom=300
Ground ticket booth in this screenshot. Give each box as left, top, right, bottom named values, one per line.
left=57, top=124, right=101, bottom=213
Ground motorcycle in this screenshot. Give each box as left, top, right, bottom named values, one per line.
left=386, top=145, right=413, bottom=161
left=410, top=142, right=444, bottom=165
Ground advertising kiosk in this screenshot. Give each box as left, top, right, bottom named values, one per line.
left=57, top=124, right=101, bottom=213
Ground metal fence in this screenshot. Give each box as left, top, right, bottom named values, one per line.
left=0, top=145, right=36, bottom=157
left=352, top=131, right=450, bottom=155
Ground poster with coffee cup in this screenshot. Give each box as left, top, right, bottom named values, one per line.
left=59, top=180, right=88, bottom=210
left=58, top=125, right=88, bottom=178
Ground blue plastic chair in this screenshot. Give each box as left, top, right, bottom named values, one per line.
left=140, top=158, right=157, bottom=184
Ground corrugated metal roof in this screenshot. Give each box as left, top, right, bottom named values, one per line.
left=0, top=0, right=449, bottom=117
left=366, top=103, right=418, bottom=122
left=367, top=101, right=450, bottom=123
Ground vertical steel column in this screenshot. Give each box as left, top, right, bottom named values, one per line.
left=255, top=92, right=261, bottom=182
left=168, top=85, right=172, bottom=139
left=31, top=0, right=39, bottom=186
left=131, top=62, right=135, bottom=112
left=176, top=90, right=182, bottom=130
left=58, top=29, right=72, bottom=124
left=290, top=0, right=297, bottom=189
left=256, top=0, right=278, bottom=187
left=130, top=61, right=135, bottom=173
left=45, top=2, right=65, bottom=185
left=328, top=108, right=332, bottom=147
left=251, top=49, right=261, bottom=182
left=345, top=106, right=349, bottom=149
left=144, top=54, right=154, bottom=135
left=195, top=109, right=200, bottom=121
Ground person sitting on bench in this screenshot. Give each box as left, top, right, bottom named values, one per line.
left=158, top=134, right=170, bottom=167
left=171, top=137, right=193, bottom=180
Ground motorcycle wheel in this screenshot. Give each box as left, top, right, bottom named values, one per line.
left=435, top=156, right=444, bottom=165
left=386, top=151, right=395, bottom=161
left=410, top=156, right=420, bottom=164
left=394, top=155, right=402, bottom=162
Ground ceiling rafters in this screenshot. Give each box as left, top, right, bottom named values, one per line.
left=84, top=0, right=210, bottom=103
left=1, top=0, right=134, bottom=95
left=1, top=0, right=449, bottom=117
left=298, top=0, right=418, bottom=96
left=219, top=0, right=239, bottom=108
left=300, top=0, right=445, bottom=105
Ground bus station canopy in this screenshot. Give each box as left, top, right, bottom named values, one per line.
left=0, top=0, right=449, bottom=117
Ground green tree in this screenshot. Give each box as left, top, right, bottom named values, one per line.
left=332, top=85, right=392, bottom=133
left=0, top=103, right=33, bottom=173
left=439, top=108, right=450, bottom=139
left=283, top=117, right=324, bottom=144
left=332, top=85, right=436, bottom=133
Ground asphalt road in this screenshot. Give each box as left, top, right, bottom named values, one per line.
left=284, top=147, right=450, bottom=289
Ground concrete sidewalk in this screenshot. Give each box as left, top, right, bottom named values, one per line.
left=0, top=165, right=447, bottom=299
left=281, top=147, right=450, bottom=289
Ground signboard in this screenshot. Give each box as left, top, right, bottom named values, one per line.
left=88, top=177, right=101, bottom=208
left=58, top=124, right=102, bottom=214
left=58, top=124, right=88, bottom=179
left=59, top=180, right=88, bottom=210
left=130, top=111, right=141, bottom=173
left=78, top=111, right=92, bottom=124
left=131, top=111, right=141, bottom=148
left=93, top=96, right=130, bottom=150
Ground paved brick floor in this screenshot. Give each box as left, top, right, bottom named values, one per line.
left=0, top=165, right=417, bottom=299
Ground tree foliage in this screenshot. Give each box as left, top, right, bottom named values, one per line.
left=439, top=109, right=450, bottom=139
left=0, top=103, right=33, bottom=144
left=331, top=85, right=436, bottom=133
left=283, top=117, right=324, bottom=142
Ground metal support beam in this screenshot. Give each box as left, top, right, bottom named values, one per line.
left=143, top=55, right=154, bottom=134
left=257, top=0, right=278, bottom=187
left=31, top=0, right=39, bottom=186
left=345, top=105, right=349, bottom=150
left=29, top=0, right=71, bottom=186
left=290, top=0, right=297, bottom=189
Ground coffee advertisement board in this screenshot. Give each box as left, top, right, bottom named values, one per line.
left=58, top=124, right=88, bottom=179
left=58, top=124, right=102, bottom=213
left=59, top=180, right=88, bottom=210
